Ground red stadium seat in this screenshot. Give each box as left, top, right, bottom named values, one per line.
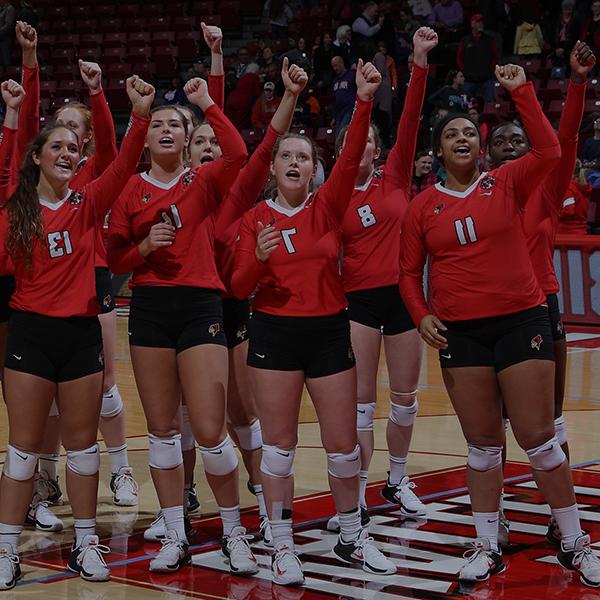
left=585, top=98, right=600, bottom=113
left=152, top=32, right=176, bottom=44
left=126, top=46, right=152, bottom=63
left=97, top=19, right=122, bottom=33
left=123, top=18, right=148, bottom=32
left=119, top=4, right=141, bottom=18
left=80, top=33, right=104, bottom=48
left=105, top=87, right=131, bottom=112
left=75, top=20, right=100, bottom=34
left=154, top=55, right=177, bottom=78
left=201, top=14, right=222, bottom=27
left=144, top=3, right=165, bottom=16
left=57, top=79, right=83, bottom=95
left=52, top=48, right=76, bottom=63
left=176, top=38, right=199, bottom=61
left=166, top=2, right=189, bottom=16
left=40, top=80, right=57, bottom=99
left=103, top=47, right=126, bottom=64
left=147, top=17, right=172, bottom=32
left=95, top=5, right=116, bottom=18
left=106, top=63, right=132, bottom=78
left=172, top=16, right=196, bottom=32
left=104, top=33, right=127, bottom=48
left=128, top=32, right=151, bottom=44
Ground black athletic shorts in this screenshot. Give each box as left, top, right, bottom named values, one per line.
left=0, top=275, right=15, bottom=323
left=5, top=310, right=103, bottom=382
left=546, top=293, right=566, bottom=342
left=439, top=305, right=554, bottom=372
left=346, top=285, right=415, bottom=335
left=95, top=267, right=116, bottom=314
left=222, top=297, right=250, bottom=349
left=128, top=286, right=226, bottom=352
left=247, top=310, right=355, bottom=378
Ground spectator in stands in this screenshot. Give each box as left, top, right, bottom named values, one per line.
left=251, top=81, right=281, bottom=129
left=333, top=24, right=356, bottom=67
left=264, top=60, right=285, bottom=96
left=313, top=32, right=336, bottom=88
left=265, top=0, right=294, bottom=39
left=352, top=1, right=384, bottom=61
left=457, top=13, right=498, bottom=102
left=373, top=44, right=393, bottom=147
left=582, top=114, right=600, bottom=169
left=398, top=7, right=421, bottom=38
left=225, top=62, right=262, bottom=129
left=232, top=47, right=252, bottom=79
left=428, top=69, right=468, bottom=112
left=427, top=0, right=464, bottom=32
left=281, top=36, right=311, bottom=71
left=162, top=77, right=186, bottom=105
left=410, top=150, right=437, bottom=198
left=331, top=55, right=356, bottom=134
left=514, top=13, right=544, bottom=56
left=580, top=0, right=600, bottom=69
left=408, top=0, right=432, bottom=20
left=0, top=0, right=16, bottom=66
left=549, top=1, right=578, bottom=59
left=258, top=45, right=279, bottom=72
left=558, top=159, right=592, bottom=234
left=377, top=41, right=397, bottom=97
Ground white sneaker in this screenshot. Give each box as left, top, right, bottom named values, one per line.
left=459, top=538, right=505, bottom=582
left=67, top=535, right=110, bottom=582
left=272, top=543, right=304, bottom=586
left=26, top=500, right=64, bottom=532
left=110, top=467, right=139, bottom=506
left=498, top=515, right=510, bottom=548
left=382, top=474, right=426, bottom=516
left=149, top=530, right=191, bottom=573
left=0, top=544, right=20, bottom=590
left=144, top=512, right=166, bottom=542
left=259, top=516, right=273, bottom=546
left=333, top=529, right=396, bottom=575
left=222, top=526, right=258, bottom=575
left=558, top=534, right=600, bottom=587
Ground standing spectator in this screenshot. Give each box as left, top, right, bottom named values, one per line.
left=377, top=41, right=397, bottom=96
left=457, top=13, right=498, bottom=102
left=0, top=0, right=16, bottom=66
left=410, top=150, right=437, bottom=198
left=428, top=69, right=468, bottom=112
left=333, top=24, right=356, bottom=67
left=162, top=77, right=186, bottom=105
left=373, top=46, right=393, bottom=146
left=281, top=37, right=311, bottom=71
left=514, top=14, right=544, bottom=56
left=225, top=63, right=262, bottom=129
left=331, top=55, right=357, bottom=134
left=558, top=159, right=592, bottom=234
left=352, top=1, right=384, bottom=61
left=251, top=81, right=281, bottom=129
left=580, top=0, right=600, bottom=66
left=427, top=0, right=464, bottom=32
left=232, top=47, right=251, bottom=79
left=265, top=0, right=294, bottom=40
left=550, top=1, right=578, bottom=58
left=313, top=32, right=336, bottom=88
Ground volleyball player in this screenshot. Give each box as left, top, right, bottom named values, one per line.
left=0, top=76, right=153, bottom=590
left=327, top=27, right=437, bottom=534
left=399, top=64, right=600, bottom=586
left=232, top=60, right=397, bottom=586
left=107, top=78, right=257, bottom=574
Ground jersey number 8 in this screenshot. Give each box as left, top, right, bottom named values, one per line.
left=357, top=204, right=377, bottom=228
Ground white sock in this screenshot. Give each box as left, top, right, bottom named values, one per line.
left=0, top=523, right=22, bottom=554
left=472, top=511, right=499, bottom=552
left=358, top=470, right=368, bottom=508
left=270, top=518, right=294, bottom=550
left=338, top=508, right=361, bottom=544
left=389, top=455, right=407, bottom=485
left=74, top=518, right=96, bottom=546
left=162, top=505, right=187, bottom=542
left=253, top=484, right=268, bottom=518
left=551, top=504, right=583, bottom=548
left=220, top=505, right=241, bottom=537
left=39, top=454, right=59, bottom=481
left=107, top=443, right=129, bottom=474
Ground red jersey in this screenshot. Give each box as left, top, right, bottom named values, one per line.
left=1, top=113, right=149, bottom=318
left=341, top=64, right=428, bottom=292
left=522, top=80, right=585, bottom=295
left=399, top=82, right=560, bottom=325
left=232, top=98, right=373, bottom=317
left=107, top=104, right=247, bottom=290
left=215, top=124, right=279, bottom=297
left=558, top=179, right=591, bottom=235
left=208, top=73, right=225, bottom=111
left=0, top=126, right=16, bottom=203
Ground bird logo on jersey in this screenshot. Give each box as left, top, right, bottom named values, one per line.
left=182, top=171, right=196, bottom=187
left=480, top=175, right=495, bottom=193
left=141, top=192, right=152, bottom=204
left=434, top=203, right=445, bottom=215
left=69, top=192, right=83, bottom=206
left=236, top=325, right=247, bottom=340
left=531, top=334, right=543, bottom=351
left=208, top=323, right=221, bottom=337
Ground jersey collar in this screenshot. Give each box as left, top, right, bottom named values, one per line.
left=266, top=196, right=309, bottom=217
left=141, top=167, right=190, bottom=190
left=39, top=189, right=72, bottom=211
left=434, top=172, right=486, bottom=198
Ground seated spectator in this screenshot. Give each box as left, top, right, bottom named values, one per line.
left=232, top=46, right=252, bottom=79
left=258, top=46, right=279, bottom=72
left=313, top=32, right=336, bottom=88
left=331, top=55, right=356, bottom=134
left=410, top=150, right=437, bottom=198
left=225, top=62, right=262, bottom=129
left=559, top=159, right=592, bottom=234
left=265, top=0, right=294, bottom=39
left=427, top=0, right=464, bottom=32
left=580, top=0, right=600, bottom=72
left=582, top=114, right=600, bottom=169
left=514, top=14, right=544, bottom=56
left=251, top=81, right=281, bottom=130
left=428, top=69, right=469, bottom=112
left=333, top=24, right=356, bottom=66
left=352, top=1, right=384, bottom=61
left=162, top=77, right=186, bottom=105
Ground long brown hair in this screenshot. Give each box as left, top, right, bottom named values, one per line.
left=5, top=124, right=77, bottom=269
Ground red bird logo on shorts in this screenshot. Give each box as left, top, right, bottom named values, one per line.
left=208, top=323, right=221, bottom=337
left=531, top=334, right=543, bottom=351
left=103, top=294, right=112, bottom=308
left=236, top=325, right=247, bottom=340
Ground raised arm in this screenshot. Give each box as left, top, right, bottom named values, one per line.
left=85, top=76, right=154, bottom=219
left=0, top=80, right=25, bottom=201
left=384, top=27, right=437, bottom=195
left=231, top=210, right=268, bottom=299
left=202, top=22, right=225, bottom=110
left=318, top=59, right=380, bottom=224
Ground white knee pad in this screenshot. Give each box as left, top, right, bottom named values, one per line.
left=180, top=406, right=196, bottom=452
left=467, top=445, right=503, bottom=472
left=527, top=436, right=566, bottom=471
left=234, top=420, right=263, bottom=451
left=554, top=416, right=568, bottom=447
left=261, top=444, right=295, bottom=478
left=66, top=443, right=100, bottom=476
left=357, top=402, right=375, bottom=432
left=327, top=444, right=361, bottom=479
left=148, top=433, right=183, bottom=470
left=100, top=384, right=123, bottom=418
left=199, top=435, right=238, bottom=476
left=3, top=445, right=38, bottom=481
left=389, top=396, right=419, bottom=427
left=48, top=400, right=59, bottom=417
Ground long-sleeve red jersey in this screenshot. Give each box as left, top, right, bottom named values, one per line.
left=341, top=64, right=428, bottom=292
left=399, top=82, right=560, bottom=325
left=208, top=73, right=225, bottom=111
left=232, top=98, right=373, bottom=316
left=0, top=126, right=16, bottom=203
left=522, top=80, right=585, bottom=295
left=0, top=113, right=149, bottom=318
left=107, top=104, right=247, bottom=289
left=558, top=178, right=591, bottom=235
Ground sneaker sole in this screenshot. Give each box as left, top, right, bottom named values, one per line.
left=67, top=564, right=111, bottom=582
left=272, top=573, right=305, bottom=586
left=113, top=497, right=139, bottom=507
left=36, top=522, right=64, bottom=532
left=149, top=554, right=192, bottom=573
left=459, top=561, right=506, bottom=582
left=332, top=546, right=396, bottom=575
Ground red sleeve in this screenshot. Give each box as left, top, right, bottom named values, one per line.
left=216, top=124, right=278, bottom=234
left=231, top=209, right=268, bottom=299
left=499, top=82, right=561, bottom=209
left=198, top=103, right=248, bottom=205
left=0, top=126, right=17, bottom=203
left=89, top=90, right=118, bottom=177
left=398, top=198, right=430, bottom=325
left=84, top=112, right=150, bottom=221
left=15, top=64, right=39, bottom=166
left=317, top=97, right=373, bottom=224
left=383, top=63, right=428, bottom=196
left=208, top=73, right=225, bottom=111
left=456, top=41, right=465, bottom=71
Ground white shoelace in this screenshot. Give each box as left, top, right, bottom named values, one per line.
left=228, top=532, right=255, bottom=557
left=114, top=472, right=139, bottom=495
left=78, top=542, right=110, bottom=568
